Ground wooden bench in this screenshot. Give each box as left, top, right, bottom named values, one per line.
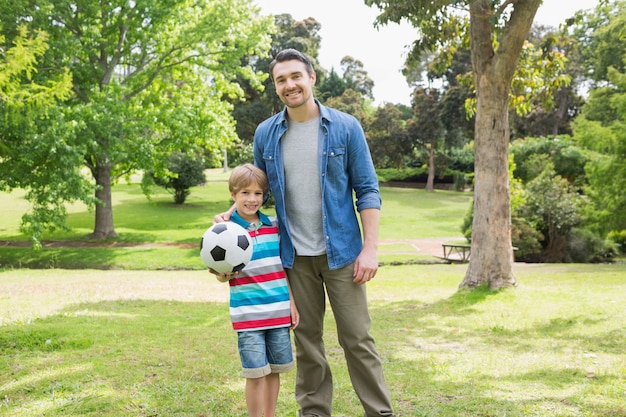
left=441, top=243, right=472, bottom=263
left=441, top=243, right=518, bottom=263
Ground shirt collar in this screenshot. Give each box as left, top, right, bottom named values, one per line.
left=231, top=210, right=272, bottom=229
left=276, top=99, right=331, bottom=126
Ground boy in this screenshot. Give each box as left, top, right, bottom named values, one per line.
left=210, top=163, right=299, bottom=417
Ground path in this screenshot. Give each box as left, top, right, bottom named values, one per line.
left=2, top=238, right=460, bottom=258
left=378, top=237, right=464, bottom=258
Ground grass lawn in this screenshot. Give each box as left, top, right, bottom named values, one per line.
left=0, top=174, right=471, bottom=269
left=1, top=175, right=625, bottom=416
left=1, top=264, right=625, bottom=416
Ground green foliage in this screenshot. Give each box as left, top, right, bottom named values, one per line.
left=0, top=0, right=274, bottom=240
left=338, top=56, right=375, bottom=99
left=572, top=73, right=626, bottom=235
left=510, top=135, right=588, bottom=186
left=573, top=0, right=626, bottom=84
left=0, top=25, right=72, bottom=110
left=608, top=229, right=626, bottom=254
left=368, top=103, right=413, bottom=169
left=317, top=67, right=349, bottom=101
left=231, top=13, right=322, bottom=146
left=376, top=167, right=428, bottom=183
left=0, top=25, right=78, bottom=246
left=518, top=163, right=586, bottom=262
left=567, top=227, right=618, bottom=263
left=147, top=152, right=207, bottom=205
left=510, top=215, right=544, bottom=261
left=460, top=199, right=473, bottom=241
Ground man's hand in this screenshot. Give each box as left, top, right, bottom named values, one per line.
left=213, top=203, right=236, bottom=224
left=353, top=245, right=378, bottom=285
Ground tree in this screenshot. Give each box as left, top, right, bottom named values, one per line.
left=324, top=88, right=372, bottom=128
left=408, top=88, right=443, bottom=191
left=570, top=0, right=626, bottom=236
left=509, top=25, right=583, bottom=138
left=0, top=25, right=85, bottom=245
left=340, top=56, right=375, bottom=99
left=368, top=103, right=412, bottom=168
left=518, top=163, right=584, bottom=262
left=367, top=0, right=547, bottom=289
left=0, top=0, right=273, bottom=242
left=232, top=14, right=322, bottom=143
left=317, top=67, right=349, bottom=101
left=147, top=152, right=207, bottom=205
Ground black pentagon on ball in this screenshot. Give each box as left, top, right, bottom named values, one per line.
left=210, top=245, right=227, bottom=262
left=237, top=234, right=251, bottom=251
left=232, top=263, right=246, bottom=272
left=211, top=223, right=228, bottom=234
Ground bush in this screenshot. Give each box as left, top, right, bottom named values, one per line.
left=511, top=216, right=543, bottom=262
left=608, top=230, right=626, bottom=254
left=376, top=167, right=470, bottom=186
left=567, top=228, right=617, bottom=263
left=148, top=152, right=206, bottom=204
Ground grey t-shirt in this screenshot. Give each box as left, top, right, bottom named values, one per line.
left=282, top=117, right=326, bottom=255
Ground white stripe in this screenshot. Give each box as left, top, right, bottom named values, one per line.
left=230, top=300, right=290, bottom=316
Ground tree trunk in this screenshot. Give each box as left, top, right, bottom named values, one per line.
left=460, top=0, right=541, bottom=289
left=425, top=143, right=435, bottom=192
left=461, top=77, right=516, bottom=289
left=90, top=162, right=118, bottom=239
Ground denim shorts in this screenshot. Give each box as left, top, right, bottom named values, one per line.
left=237, top=327, right=294, bottom=378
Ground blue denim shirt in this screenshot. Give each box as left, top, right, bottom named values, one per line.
left=253, top=100, right=381, bottom=270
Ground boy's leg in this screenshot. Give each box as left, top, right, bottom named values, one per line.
left=263, top=373, right=280, bottom=417
left=238, top=331, right=272, bottom=417
left=245, top=377, right=264, bottom=417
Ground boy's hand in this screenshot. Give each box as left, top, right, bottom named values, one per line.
left=208, top=268, right=237, bottom=282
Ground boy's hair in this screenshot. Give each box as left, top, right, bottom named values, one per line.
left=229, top=164, right=269, bottom=196
left=269, top=48, right=315, bottom=82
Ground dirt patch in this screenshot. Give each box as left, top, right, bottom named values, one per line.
left=379, top=238, right=462, bottom=257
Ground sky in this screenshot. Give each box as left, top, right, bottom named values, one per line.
left=254, top=0, right=602, bottom=106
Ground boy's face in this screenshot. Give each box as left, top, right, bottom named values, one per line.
left=231, top=182, right=264, bottom=223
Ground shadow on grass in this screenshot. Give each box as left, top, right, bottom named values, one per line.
left=365, top=289, right=625, bottom=416
left=0, top=246, right=202, bottom=270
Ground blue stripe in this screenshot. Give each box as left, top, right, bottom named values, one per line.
left=231, top=283, right=289, bottom=299
left=230, top=292, right=290, bottom=308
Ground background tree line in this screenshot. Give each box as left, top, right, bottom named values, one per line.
left=1, top=1, right=624, bottom=276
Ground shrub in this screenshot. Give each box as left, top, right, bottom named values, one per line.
left=608, top=230, right=626, bottom=254
left=149, top=152, right=206, bottom=204
left=511, top=216, right=543, bottom=262
left=567, top=228, right=617, bottom=263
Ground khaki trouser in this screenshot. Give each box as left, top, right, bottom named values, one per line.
left=287, top=255, right=395, bottom=417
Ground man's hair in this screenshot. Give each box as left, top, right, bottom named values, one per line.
left=229, top=164, right=269, bottom=196
left=269, top=48, right=315, bottom=81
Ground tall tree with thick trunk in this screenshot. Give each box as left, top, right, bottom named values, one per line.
left=1, top=0, right=273, bottom=241
left=367, top=0, right=542, bottom=289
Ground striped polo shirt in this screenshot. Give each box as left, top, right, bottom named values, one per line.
left=228, top=210, right=292, bottom=332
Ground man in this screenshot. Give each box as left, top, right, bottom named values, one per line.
left=221, top=48, right=395, bottom=417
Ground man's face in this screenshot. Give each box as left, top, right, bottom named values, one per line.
left=272, top=59, right=316, bottom=109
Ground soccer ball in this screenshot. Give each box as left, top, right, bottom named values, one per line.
left=200, top=222, right=253, bottom=274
